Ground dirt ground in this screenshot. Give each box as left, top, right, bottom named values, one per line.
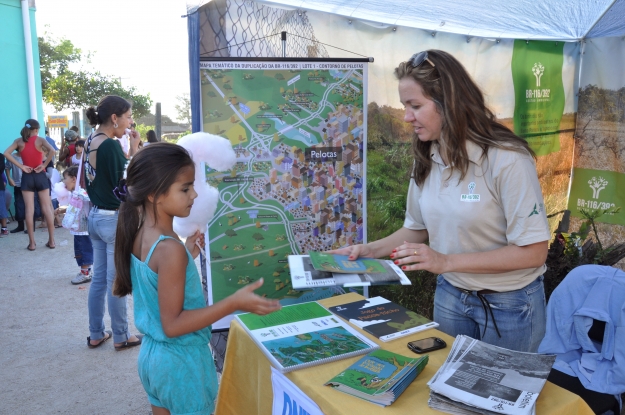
left=0, top=225, right=153, bottom=414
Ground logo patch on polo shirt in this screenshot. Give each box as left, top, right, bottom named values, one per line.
left=460, top=182, right=480, bottom=202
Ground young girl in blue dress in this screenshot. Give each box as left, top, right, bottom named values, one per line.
left=113, top=143, right=281, bottom=415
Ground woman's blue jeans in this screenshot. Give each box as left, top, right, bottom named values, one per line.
left=433, top=274, right=546, bottom=352
left=87, top=208, right=131, bottom=343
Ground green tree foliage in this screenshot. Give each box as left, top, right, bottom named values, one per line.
left=175, top=93, right=191, bottom=124
left=252, top=233, right=264, bottom=241
left=578, top=84, right=625, bottom=125
left=367, top=102, right=414, bottom=149
left=38, top=32, right=152, bottom=118
left=38, top=32, right=81, bottom=93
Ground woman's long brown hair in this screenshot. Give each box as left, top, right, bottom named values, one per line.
left=113, top=143, right=195, bottom=297
left=394, top=50, right=535, bottom=186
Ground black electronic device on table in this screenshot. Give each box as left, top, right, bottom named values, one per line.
left=407, top=337, right=447, bottom=354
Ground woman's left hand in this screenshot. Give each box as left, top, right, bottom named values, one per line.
left=185, top=230, right=205, bottom=259
left=390, top=242, right=450, bottom=275
left=33, top=164, right=45, bottom=173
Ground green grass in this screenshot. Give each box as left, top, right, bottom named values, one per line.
left=366, top=145, right=438, bottom=319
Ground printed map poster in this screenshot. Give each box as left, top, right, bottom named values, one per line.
left=200, top=59, right=368, bottom=329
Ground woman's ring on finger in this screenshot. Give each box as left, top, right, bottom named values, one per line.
left=414, top=250, right=418, bottom=256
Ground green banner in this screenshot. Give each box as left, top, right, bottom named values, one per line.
left=568, top=168, right=625, bottom=225
left=511, top=40, right=565, bottom=156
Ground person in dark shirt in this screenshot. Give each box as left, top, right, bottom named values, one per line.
left=83, top=95, right=142, bottom=350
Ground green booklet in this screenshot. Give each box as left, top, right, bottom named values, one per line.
left=236, top=301, right=379, bottom=373
left=308, top=252, right=387, bottom=274
left=325, top=349, right=429, bottom=406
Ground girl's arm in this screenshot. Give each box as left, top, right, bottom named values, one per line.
left=3, top=140, right=31, bottom=173
left=156, top=240, right=281, bottom=338
left=36, top=137, right=55, bottom=173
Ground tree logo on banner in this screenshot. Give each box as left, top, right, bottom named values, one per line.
left=532, top=62, right=545, bottom=87
left=525, top=62, right=550, bottom=100
left=588, top=176, right=608, bottom=199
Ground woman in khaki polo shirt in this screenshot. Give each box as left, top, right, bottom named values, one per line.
left=334, top=50, right=551, bottom=352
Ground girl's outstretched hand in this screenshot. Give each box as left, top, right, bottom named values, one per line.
left=327, top=244, right=375, bottom=260
left=232, top=278, right=281, bottom=315
left=184, top=230, right=205, bottom=259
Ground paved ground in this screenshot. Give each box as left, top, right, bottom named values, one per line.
left=2, top=221, right=624, bottom=415
left=0, top=224, right=152, bottom=414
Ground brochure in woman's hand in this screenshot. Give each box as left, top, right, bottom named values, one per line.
left=308, top=252, right=387, bottom=273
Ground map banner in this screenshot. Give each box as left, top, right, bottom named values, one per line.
left=200, top=59, right=368, bottom=329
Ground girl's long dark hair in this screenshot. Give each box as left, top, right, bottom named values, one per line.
left=113, top=142, right=195, bottom=296
left=394, top=50, right=534, bottom=186
left=21, top=119, right=40, bottom=143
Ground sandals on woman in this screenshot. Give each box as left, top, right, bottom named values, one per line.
left=114, top=334, right=144, bottom=351
left=87, top=330, right=112, bottom=349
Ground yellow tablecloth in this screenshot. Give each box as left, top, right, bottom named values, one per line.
left=215, top=293, right=594, bottom=415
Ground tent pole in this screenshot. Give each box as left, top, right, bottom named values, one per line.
left=282, top=31, right=287, bottom=57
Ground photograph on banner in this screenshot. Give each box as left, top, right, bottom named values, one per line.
left=302, top=9, right=578, bottom=231
left=569, top=36, right=625, bottom=243
left=200, top=59, right=368, bottom=328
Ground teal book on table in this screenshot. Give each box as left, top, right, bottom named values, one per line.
left=325, top=349, right=429, bottom=406
left=236, top=301, right=379, bottom=373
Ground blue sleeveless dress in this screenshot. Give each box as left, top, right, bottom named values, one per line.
left=131, top=235, right=217, bottom=415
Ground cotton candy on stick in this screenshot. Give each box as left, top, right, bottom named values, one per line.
left=54, top=182, right=71, bottom=206
left=173, top=132, right=236, bottom=238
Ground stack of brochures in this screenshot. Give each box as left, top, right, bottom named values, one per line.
left=325, top=349, right=429, bottom=407
left=288, top=252, right=411, bottom=289
left=427, top=335, right=556, bottom=415
left=329, top=296, right=439, bottom=342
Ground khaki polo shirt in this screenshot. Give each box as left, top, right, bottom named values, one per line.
left=403, top=140, right=550, bottom=292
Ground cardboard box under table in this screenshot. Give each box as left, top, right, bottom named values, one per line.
left=215, top=293, right=594, bottom=415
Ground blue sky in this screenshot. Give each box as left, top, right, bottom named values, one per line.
left=36, top=0, right=190, bottom=121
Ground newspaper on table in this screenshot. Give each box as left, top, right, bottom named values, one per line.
left=427, top=335, right=555, bottom=415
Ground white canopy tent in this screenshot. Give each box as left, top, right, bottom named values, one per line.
left=188, top=0, right=625, bottom=41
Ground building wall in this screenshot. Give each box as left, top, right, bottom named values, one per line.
left=0, top=0, right=44, bottom=152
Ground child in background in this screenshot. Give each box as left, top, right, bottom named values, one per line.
left=56, top=166, right=93, bottom=284
left=113, top=143, right=281, bottom=415
left=70, top=140, right=85, bottom=166
left=49, top=167, right=62, bottom=228
left=0, top=155, right=8, bottom=236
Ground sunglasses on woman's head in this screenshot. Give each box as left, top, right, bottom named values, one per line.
left=409, top=51, right=435, bottom=68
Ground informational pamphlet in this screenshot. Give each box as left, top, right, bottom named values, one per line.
left=325, top=349, right=429, bottom=406
left=308, top=252, right=387, bottom=274
left=236, top=301, right=379, bottom=373
left=329, top=296, right=438, bottom=342
left=428, top=335, right=556, bottom=415
left=288, top=255, right=411, bottom=289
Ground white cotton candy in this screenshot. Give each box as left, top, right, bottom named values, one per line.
left=173, top=132, right=236, bottom=237
left=176, top=132, right=236, bottom=171
left=54, top=182, right=71, bottom=206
